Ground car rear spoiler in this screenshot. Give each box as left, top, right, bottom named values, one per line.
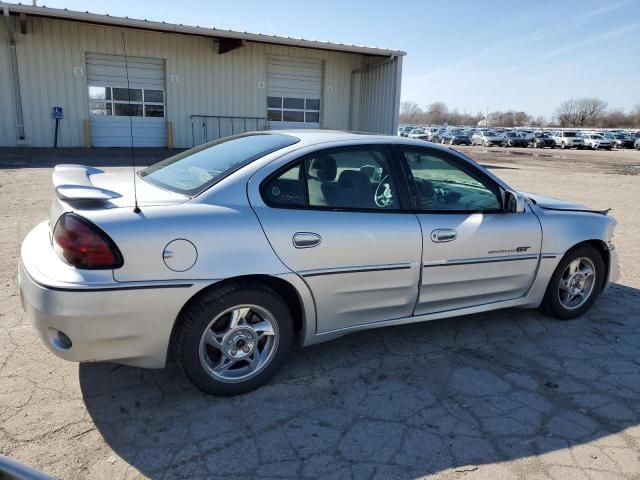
left=52, top=164, right=122, bottom=202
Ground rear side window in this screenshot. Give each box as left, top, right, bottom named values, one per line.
left=262, top=163, right=306, bottom=207
left=262, top=147, right=400, bottom=211
left=140, top=133, right=299, bottom=196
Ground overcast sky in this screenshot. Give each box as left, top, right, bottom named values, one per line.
left=16, top=0, right=640, bottom=118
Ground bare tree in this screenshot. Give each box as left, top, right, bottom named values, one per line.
left=426, top=102, right=448, bottom=124
left=556, top=98, right=607, bottom=127
left=556, top=98, right=580, bottom=127
left=514, top=111, right=532, bottom=127
left=399, top=98, right=638, bottom=129
left=399, top=101, right=423, bottom=124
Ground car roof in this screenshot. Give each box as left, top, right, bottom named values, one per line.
left=248, top=129, right=484, bottom=155
left=267, top=129, right=418, bottom=147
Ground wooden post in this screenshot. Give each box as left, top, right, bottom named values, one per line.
left=84, top=119, right=91, bottom=148
left=166, top=121, right=173, bottom=148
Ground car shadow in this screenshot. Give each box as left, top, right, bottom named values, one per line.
left=79, top=283, right=640, bottom=478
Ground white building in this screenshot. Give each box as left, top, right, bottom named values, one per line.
left=0, top=3, right=404, bottom=148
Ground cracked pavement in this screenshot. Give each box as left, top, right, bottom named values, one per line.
left=1, top=147, right=639, bottom=479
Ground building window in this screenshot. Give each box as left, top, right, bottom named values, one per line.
left=88, top=86, right=165, bottom=117
left=267, top=96, right=320, bottom=124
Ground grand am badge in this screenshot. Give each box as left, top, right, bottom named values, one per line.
left=488, top=246, right=531, bottom=254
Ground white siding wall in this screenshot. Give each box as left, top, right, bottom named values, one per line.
left=353, top=57, right=402, bottom=135
left=0, top=21, right=18, bottom=143
left=0, top=16, right=385, bottom=148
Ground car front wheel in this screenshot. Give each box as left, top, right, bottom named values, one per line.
left=174, top=283, right=294, bottom=395
left=540, top=245, right=605, bottom=320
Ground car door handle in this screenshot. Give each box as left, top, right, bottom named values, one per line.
left=431, top=229, right=457, bottom=243
left=293, top=232, right=322, bottom=249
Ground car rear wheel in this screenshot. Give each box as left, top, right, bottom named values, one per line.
left=174, top=283, right=294, bottom=395
left=540, top=245, right=604, bottom=320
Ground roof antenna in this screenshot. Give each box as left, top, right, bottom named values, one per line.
left=121, top=31, right=141, bottom=214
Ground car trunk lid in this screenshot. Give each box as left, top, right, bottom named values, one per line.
left=49, top=164, right=188, bottom=229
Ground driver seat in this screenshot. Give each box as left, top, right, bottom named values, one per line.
left=332, top=170, right=372, bottom=208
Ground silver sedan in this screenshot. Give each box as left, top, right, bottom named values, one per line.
left=19, top=131, right=619, bottom=395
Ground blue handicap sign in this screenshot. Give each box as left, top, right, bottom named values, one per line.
left=52, top=106, right=63, bottom=120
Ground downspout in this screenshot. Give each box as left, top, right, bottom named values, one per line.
left=3, top=6, right=25, bottom=140
left=391, top=55, right=403, bottom=135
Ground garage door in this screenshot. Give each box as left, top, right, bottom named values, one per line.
left=86, top=54, right=166, bottom=147
left=267, top=56, right=323, bottom=130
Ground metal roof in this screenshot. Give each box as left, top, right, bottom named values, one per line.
left=0, top=2, right=406, bottom=57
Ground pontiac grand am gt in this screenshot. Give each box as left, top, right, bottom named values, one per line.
left=19, top=131, right=619, bottom=395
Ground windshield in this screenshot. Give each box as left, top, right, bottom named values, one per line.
left=564, top=131, right=578, bottom=137
left=450, top=129, right=465, bottom=135
left=140, top=133, right=299, bottom=195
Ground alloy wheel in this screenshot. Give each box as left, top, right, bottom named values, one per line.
left=557, top=257, right=596, bottom=310
left=198, top=305, right=279, bottom=383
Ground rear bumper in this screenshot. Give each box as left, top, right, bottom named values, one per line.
left=19, top=223, right=208, bottom=368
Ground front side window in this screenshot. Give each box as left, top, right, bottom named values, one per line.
left=141, top=134, right=299, bottom=196
left=262, top=147, right=400, bottom=211
left=400, top=148, right=501, bottom=212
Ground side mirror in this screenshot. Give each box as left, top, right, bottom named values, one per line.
left=504, top=191, right=525, bottom=213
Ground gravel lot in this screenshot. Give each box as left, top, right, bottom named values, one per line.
left=1, top=146, right=639, bottom=479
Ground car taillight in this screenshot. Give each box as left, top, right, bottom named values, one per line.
left=52, top=213, right=123, bottom=269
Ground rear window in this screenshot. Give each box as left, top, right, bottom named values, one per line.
left=140, top=133, right=299, bottom=195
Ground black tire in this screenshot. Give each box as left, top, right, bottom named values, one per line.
left=561, top=142, right=566, bottom=149
left=174, top=282, right=294, bottom=395
left=539, top=245, right=605, bottom=320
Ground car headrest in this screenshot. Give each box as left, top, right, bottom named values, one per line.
left=308, top=155, right=337, bottom=182
left=338, top=169, right=370, bottom=189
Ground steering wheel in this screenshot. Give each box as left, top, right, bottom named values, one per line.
left=374, top=175, right=394, bottom=208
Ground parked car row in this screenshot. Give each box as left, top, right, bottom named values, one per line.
left=398, top=125, right=640, bottom=151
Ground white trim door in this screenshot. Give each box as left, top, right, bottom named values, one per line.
left=86, top=53, right=166, bottom=147
left=266, top=56, right=323, bottom=130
